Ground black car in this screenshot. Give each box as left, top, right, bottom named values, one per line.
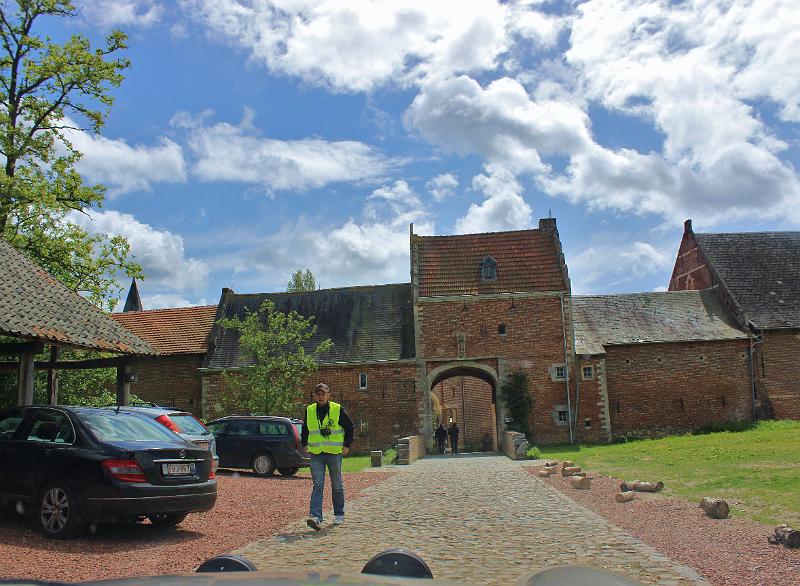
left=206, top=416, right=310, bottom=477
left=0, top=406, right=217, bottom=538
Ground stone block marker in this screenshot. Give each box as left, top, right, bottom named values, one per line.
left=371, top=451, right=382, bottom=467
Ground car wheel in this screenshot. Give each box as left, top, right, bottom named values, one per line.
left=277, top=467, right=299, bottom=476
left=252, top=452, right=276, bottom=476
left=148, top=513, right=188, bottom=527
left=38, top=481, right=84, bottom=539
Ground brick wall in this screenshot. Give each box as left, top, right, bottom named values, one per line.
left=604, top=339, right=752, bottom=438
left=573, top=358, right=609, bottom=443
left=757, top=329, right=800, bottom=419
left=433, top=377, right=496, bottom=451
left=127, top=354, right=204, bottom=416
left=203, top=362, right=419, bottom=453
left=417, top=296, right=575, bottom=445
left=669, top=230, right=714, bottom=291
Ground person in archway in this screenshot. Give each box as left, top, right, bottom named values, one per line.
left=435, top=422, right=447, bottom=454
left=448, top=421, right=460, bottom=455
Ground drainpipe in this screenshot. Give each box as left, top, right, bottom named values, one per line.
left=748, top=326, right=764, bottom=422
left=560, top=292, right=574, bottom=443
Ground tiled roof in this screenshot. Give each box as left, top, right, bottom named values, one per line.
left=111, top=305, right=217, bottom=355
left=0, top=239, right=154, bottom=354
left=204, top=284, right=415, bottom=369
left=572, top=290, right=748, bottom=354
left=695, top=231, right=800, bottom=329
left=416, top=228, right=566, bottom=296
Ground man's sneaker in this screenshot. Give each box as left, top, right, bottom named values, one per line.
left=333, top=515, right=344, bottom=525
left=306, top=516, right=321, bottom=531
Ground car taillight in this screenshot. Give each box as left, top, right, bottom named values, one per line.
left=155, top=414, right=181, bottom=433
left=209, top=459, right=217, bottom=479
left=102, top=459, right=146, bottom=483
left=291, top=423, right=301, bottom=450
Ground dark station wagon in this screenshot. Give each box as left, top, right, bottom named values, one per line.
left=0, top=406, right=217, bottom=538
left=206, top=416, right=310, bottom=477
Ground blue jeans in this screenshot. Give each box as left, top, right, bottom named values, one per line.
left=309, top=452, right=344, bottom=521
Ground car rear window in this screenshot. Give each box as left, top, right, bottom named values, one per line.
left=169, top=414, right=209, bottom=435
left=80, top=412, right=181, bottom=442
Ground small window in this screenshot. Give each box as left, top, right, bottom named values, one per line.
left=480, top=256, right=497, bottom=281
left=584, top=419, right=591, bottom=428
left=555, top=366, right=566, bottom=380
left=498, top=323, right=506, bottom=336
left=582, top=365, right=594, bottom=380
left=549, top=365, right=567, bottom=381
left=359, top=372, right=368, bottom=390
left=557, top=410, right=568, bottom=422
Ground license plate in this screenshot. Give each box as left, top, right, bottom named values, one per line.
left=162, top=463, right=196, bottom=476
left=193, top=440, right=210, bottom=450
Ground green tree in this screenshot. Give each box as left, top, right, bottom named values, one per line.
left=500, top=371, right=533, bottom=437
left=219, top=300, right=332, bottom=417
left=286, top=268, right=317, bottom=292
left=0, top=0, right=140, bottom=310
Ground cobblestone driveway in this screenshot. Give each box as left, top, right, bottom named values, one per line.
left=236, top=455, right=707, bottom=585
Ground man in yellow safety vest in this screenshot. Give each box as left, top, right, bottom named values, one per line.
left=301, top=382, right=354, bottom=530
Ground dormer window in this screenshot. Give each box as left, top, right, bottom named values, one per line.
left=480, top=256, right=497, bottom=282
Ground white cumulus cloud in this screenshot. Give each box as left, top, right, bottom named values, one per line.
left=455, top=165, right=532, bottom=234
left=69, top=210, right=209, bottom=293
left=76, top=0, right=162, bottom=27
left=426, top=173, right=459, bottom=202
left=175, top=109, right=395, bottom=192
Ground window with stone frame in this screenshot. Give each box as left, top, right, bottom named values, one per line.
left=480, top=256, right=497, bottom=281
left=359, top=372, right=368, bottom=390
left=581, top=365, right=594, bottom=380
left=557, top=409, right=568, bottom=422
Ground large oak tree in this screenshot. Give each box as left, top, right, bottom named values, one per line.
left=1, top=0, right=140, bottom=310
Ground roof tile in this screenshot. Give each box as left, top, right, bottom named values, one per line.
left=111, top=305, right=217, bottom=355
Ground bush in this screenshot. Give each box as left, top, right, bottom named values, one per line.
left=382, top=448, right=397, bottom=465
left=526, top=446, right=542, bottom=459
left=693, top=419, right=756, bottom=435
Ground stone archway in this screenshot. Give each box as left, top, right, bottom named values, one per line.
left=427, top=362, right=501, bottom=453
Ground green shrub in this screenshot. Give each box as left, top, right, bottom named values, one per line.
left=693, top=419, right=755, bottom=435
left=526, top=446, right=542, bottom=459
left=382, top=448, right=397, bottom=465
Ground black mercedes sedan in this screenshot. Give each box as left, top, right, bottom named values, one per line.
left=0, top=406, right=217, bottom=538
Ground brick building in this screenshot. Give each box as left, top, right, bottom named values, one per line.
left=110, top=218, right=799, bottom=452
left=669, top=220, right=800, bottom=420
left=111, top=304, right=217, bottom=412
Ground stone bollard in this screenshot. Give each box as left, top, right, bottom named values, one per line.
left=370, top=450, right=382, bottom=467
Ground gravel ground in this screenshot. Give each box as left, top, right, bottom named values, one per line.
left=0, top=469, right=392, bottom=583
left=527, top=465, right=800, bottom=586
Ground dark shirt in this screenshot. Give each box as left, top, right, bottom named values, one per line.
left=301, top=402, right=354, bottom=448
left=435, top=426, right=447, bottom=441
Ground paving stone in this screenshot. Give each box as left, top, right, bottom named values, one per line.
left=236, top=455, right=708, bottom=585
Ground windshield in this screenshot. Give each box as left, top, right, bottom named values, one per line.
left=80, top=411, right=182, bottom=443
left=169, top=414, right=209, bottom=435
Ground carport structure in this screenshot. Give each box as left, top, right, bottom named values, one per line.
left=0, top=239, right=154, bottom=405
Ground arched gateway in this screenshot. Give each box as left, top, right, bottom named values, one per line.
left=411, top=219, right=577, bottom=452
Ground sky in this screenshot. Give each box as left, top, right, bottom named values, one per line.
left=41, top=0, right=800, bottom=309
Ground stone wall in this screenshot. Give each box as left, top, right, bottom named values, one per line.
left=126, top=354, right=205, bottom=416
left=757, top=329, right=800, bottom=420
left=397, top=435, right=425, bottom=464
left=203, top=362, right=420, bottom=453
left=604, top=339, right=752, bottom=438
left=417, top=295, right=575, bottom=445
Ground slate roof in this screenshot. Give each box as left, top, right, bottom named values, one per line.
left=111, top=305, right=217, bottom=355
left=572, top=290, right=749, bottom=354
left=415, top=228, right=566, bottom=296
left=0, top=239, right=154, bottom=354
left=695, top=231, right=800, bottom=329
left=203, top=284, right=415, bottom=369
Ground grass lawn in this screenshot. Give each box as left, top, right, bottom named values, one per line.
left=342, top=455, right=372, bottom=473
left=539, top=420, right=800, bottom=527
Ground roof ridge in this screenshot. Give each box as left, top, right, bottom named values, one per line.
left=415, top=228, right=543, bottom=239
left=113, top=304, right=217, bottom=315
left=230, top=282, right=411, bottom=297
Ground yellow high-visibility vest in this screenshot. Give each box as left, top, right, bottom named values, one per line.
left=306, top=401, right=344, bottom=454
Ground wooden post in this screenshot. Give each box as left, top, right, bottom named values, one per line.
left=116, top=361, right=131, bottom=406
left=17, top=347, right=35, bottom=405
left=47, top=346, right=59, bottom=405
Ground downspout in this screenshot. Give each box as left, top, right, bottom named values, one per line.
left=559, top=292, right=573, bottom=443
left=573, top=358, right=581, bottom=441
left=748, top=325, right=764, bottom=422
